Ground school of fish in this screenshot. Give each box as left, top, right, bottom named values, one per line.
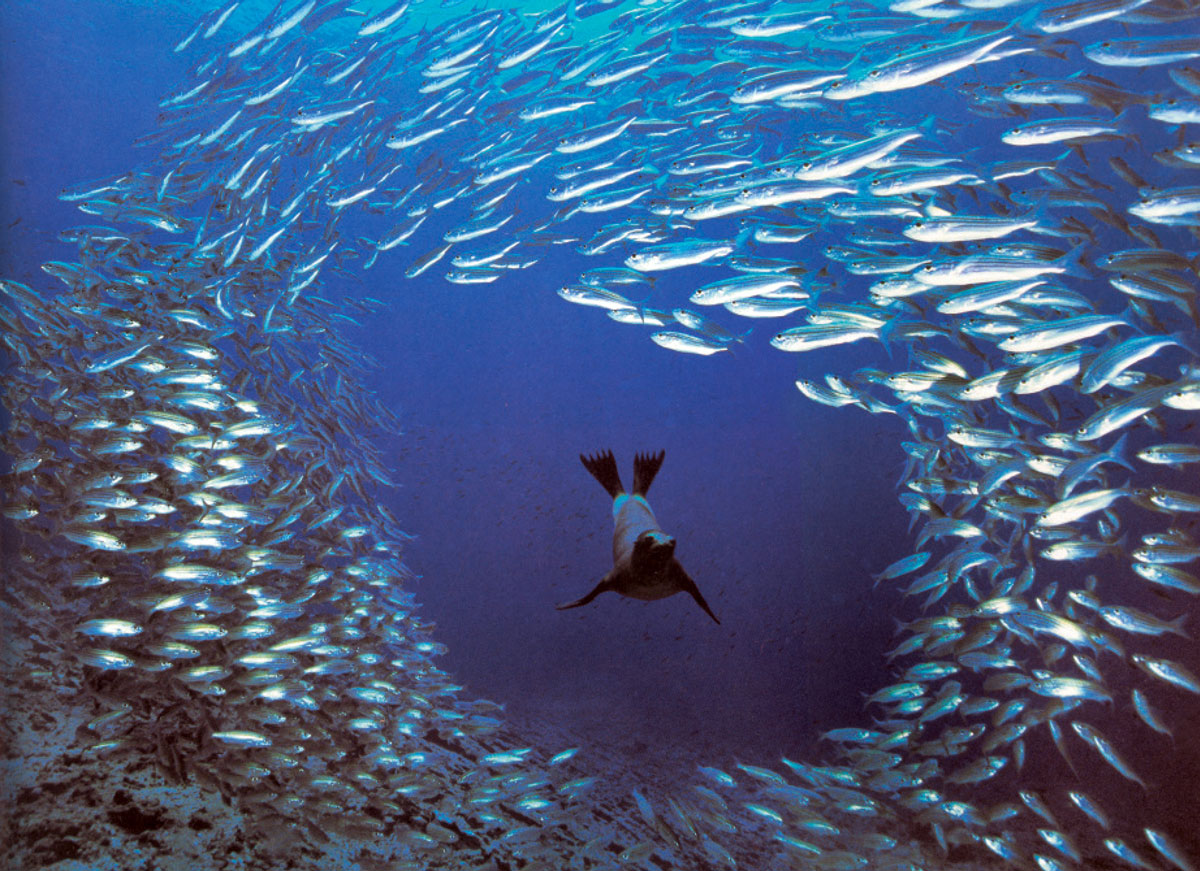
left=2, top=0, right=1200, bottom=867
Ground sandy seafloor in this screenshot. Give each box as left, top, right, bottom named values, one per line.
left=1, top=600, right=1012, bottom=871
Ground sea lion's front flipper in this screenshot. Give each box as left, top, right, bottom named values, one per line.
left=632, top=450, right=665, bottom=496
left=556, top=577, right=613, bottom=611
left=581, top=450, right=624, bottom=498
left=677, top=568, right=721, bottom=625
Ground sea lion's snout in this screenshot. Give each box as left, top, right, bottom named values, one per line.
left=640, top=530, right=675, bottom=551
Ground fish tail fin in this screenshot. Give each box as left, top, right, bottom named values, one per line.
left=1108, top=432, right=1135, bottom=473
left=877, top=318, right=895, bottom=360
left=1170, top=614, right=1190, bottom=639
left=581, top=450, right=624, bottom=497
left=1060, top=240, right=1090, bottom=279
left=1026, top=199, right=1064, bottom=238
left=1173, top=329, right=1200, bottom=357
left=1185, top=296, right=1200, bottom=329
left=632, top=450, right=666, bottom=496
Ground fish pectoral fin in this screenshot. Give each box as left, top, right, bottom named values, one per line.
left=678, top=568, right=720, bottom=625
left=555, top=577, right=611, bottom=611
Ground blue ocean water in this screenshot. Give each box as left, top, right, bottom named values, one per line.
left=2, top=0, right=1199, bottom=868
left=1, top=0, right=910, bottom=759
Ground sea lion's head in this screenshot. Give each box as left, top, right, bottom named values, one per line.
left=633, top=530, right=676, bottom=574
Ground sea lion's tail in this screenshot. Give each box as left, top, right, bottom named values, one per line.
left=632, top=450, right=665, bottom=496
left=581, top=450, right=624, bottom=498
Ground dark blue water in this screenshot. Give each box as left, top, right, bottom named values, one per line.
left=0, top=0, right=914, bottom=763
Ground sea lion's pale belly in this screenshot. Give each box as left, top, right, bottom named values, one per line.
left=611, top=493, right=660, bottom=562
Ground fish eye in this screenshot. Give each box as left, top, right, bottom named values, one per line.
left=867, top=69, right=881, bottom=78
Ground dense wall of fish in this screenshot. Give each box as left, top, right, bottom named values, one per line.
left=3, top=0, right=1200, bottom=868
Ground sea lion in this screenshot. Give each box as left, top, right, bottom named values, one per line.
left=557, top=450, right=720, bottom=624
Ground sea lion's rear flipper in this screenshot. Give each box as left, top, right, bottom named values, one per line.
left=581, top=450, right=624, bottom=498
left=632, top=450, right=665, bottom=496
left=556, top=577, right=613, bottom=611
left=677, top=568, right=721, bottom=625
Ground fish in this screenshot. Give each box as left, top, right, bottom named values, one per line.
left=76, top=619, right=142, bottom=638
left=1130, top=689, right=1173, bottom=738
left=905, top=215, right=1042, bottom=244
left=626, top=240, right=736, bottom=272
left=1099, top=606, right=1189, bottom=638
left=788, top=128, right=924, bottom=180
left=650, top=330, right=730, bottom=356
left=1068, top=790, right=1110, bottom=830
left=1001, top=117, right=1122, bottom=145
left=1132, top=655, right=1200, bottom=695
left=689, top=273, right=803, bottom=306
left=1104, top=837, right=1157, bottom=870
left=1080, top=335, right=1184, bottom=393
left=1034, top=0, right=1154, bottom=34
left=1085, top=35, right=1200, bottom=67
left=1145, top=828, right=1197, bottom=871
left=914, top=251, right=1083, bottom=287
